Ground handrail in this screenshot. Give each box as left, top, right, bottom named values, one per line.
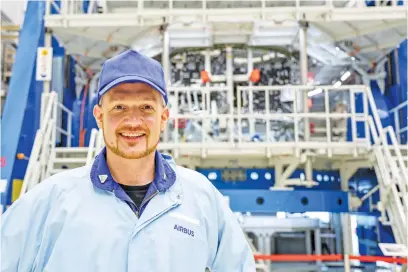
left=20, top=91, right=74, bottom=196
left=86, top=128, right=98, bottom=166
left=367, top=112, right=407, bottom=246
left=389, top=100, right=407, bottom=144
left=45, top=0, right=407, bottom=16
left=390, top=100, right=408, bottom=113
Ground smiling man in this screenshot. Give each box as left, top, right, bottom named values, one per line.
left=1, top=50, right=256, bottom=272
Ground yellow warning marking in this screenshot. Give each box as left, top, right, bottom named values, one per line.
left=12, top=179, right=23, bottom=202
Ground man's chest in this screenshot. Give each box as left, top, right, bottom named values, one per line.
left=37, top=201, right=210, bottom=272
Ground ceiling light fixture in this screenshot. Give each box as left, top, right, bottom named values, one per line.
left=341, top=71, right=351, bottom=81
left=333, top=81, right=342, bottom=88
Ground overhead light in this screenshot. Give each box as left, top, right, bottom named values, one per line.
left=333, top=81, right=342, bottom=88
left=336, top=47, right=340, bottom=51
left=341, top=71, right=351, bottom=81
left=308, top=88, right=322, bottom=97
left=351, top=56, right=355, bottom=61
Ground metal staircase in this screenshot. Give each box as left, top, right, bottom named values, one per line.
left=369, top=123, right=408, bottom=247
left=19, top=91, right=102, bottom=196
left=366, top=93, right=408, bottom=250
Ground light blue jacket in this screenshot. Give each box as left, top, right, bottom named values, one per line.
left=1, top=149, right=255, bottom=272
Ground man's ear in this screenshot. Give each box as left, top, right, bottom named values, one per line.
left=160, top=107, right=170, bottom=132
left=93, top=104, right=103, bottom=129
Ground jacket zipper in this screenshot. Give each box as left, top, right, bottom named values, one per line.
left=135, top=190, right=159, bottom=218
left=135, top=201, right=180, bottom=232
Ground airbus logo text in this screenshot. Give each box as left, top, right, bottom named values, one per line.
left=174, top=224, right=194, bottom=237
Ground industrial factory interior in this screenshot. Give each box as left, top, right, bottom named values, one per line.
left=0, top=0, right=407, bottom=271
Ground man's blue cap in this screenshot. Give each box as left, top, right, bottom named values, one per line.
left=97, top=50, right=168, bottom=105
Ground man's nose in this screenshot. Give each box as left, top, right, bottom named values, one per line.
left=123, top=112, right=144, bottom=126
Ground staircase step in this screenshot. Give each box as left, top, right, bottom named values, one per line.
left=55, top=147, right=90, bottom=153
left=49, top=168, right=69, bottom=175
left=53, top=158, right=87, bottom=164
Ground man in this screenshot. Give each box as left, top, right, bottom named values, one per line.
left=1, top=50, right=256, bottom=271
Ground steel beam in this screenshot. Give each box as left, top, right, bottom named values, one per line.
left=220, top=190, right=349, bottom=213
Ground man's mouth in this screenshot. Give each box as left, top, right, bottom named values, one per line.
left=119, top=132, right=146, bottom=139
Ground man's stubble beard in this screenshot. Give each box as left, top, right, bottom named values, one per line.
left=102, top=121, right=158, bottom=159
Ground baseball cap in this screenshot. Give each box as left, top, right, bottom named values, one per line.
left=97, top=49, right=168, bottom=105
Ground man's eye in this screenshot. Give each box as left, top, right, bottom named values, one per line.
left=142, top=105, right=154, bottom=110
left=113, top=105, right=125, bottom=110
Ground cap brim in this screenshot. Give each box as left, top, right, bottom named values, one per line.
left=98, top=75, right=167, bottom=105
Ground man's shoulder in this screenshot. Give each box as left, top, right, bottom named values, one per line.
left=32, top=166, right=91, bottom=195
left=174, top=165, right=216, bottom=193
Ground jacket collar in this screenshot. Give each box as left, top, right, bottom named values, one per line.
left=90, top=147, right=177, bottom=194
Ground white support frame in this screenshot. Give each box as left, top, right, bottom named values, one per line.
left=390, top=100, right=408, bottom=144
left=44, top=0, right=407, bottom=27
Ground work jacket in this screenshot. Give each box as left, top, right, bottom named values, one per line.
left=1, top=149, right=256, bottom=272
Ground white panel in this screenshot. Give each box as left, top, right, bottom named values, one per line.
left=36, top=47, right=53, bottom=81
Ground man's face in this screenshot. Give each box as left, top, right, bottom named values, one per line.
left=93, top=82, right=169, bottom=159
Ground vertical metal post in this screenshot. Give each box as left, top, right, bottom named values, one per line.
left=264, top=234, right=271, bottom=270
left=314, top=228, right=322, bottom=266
left=394, top=111, right=400, bottom=143
left=162, top=25, right=170, bottom=86
left=325, top=88, right=332, bottom=157
left=68, top=112, right=72, bottom=147
left=205, top=49, right=211, bottom=83
left=247, top=48, right=255, bottom=136
left=274, top=162, right=283, bottom=188
left=305, top=230, right=312, bottom=255
left=363, top=90, right=369, bottom=145
left=45, top=0, right=51, bottom=15
left=203, top=49, right=211, bottom=138
left=226, top=46, right=234, bottom=144
left=41, top=29, right=53, bottom=128
left=162, top=24, right=170, bottom=142
left=340, top=167, right=352, bottom=272
left=299, top=21, right=312, bottom=182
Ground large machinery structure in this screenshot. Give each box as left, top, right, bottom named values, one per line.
left=1, top=1, right=407, bottom=271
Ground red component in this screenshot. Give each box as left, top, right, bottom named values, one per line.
left=254, top=254, right=407, bottom=264
left=350, top=255, right=407, bottom=264
left=200, top=70, right=211, bottom=83
left=173, top=119, right=187, bottom=129
left=307, top=72, right=314, bottom=82
left=308, top=98, right=313, bottom=108
left=249, top=69, right=261, bottom=83
left=310, top=123, right=315, bottom=134
left=0, top=156, right=5, bottom=167
left=254, top=254, right=343, bottom=262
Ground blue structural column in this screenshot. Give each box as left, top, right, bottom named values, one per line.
left=0, top=1, right=45, bottom=207
left=397, top=40, right=407, bottom=143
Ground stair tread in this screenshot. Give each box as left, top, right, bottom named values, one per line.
left=55, top=147, right=89, bottom=153
left=53, top=158, right=87, bottom=163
